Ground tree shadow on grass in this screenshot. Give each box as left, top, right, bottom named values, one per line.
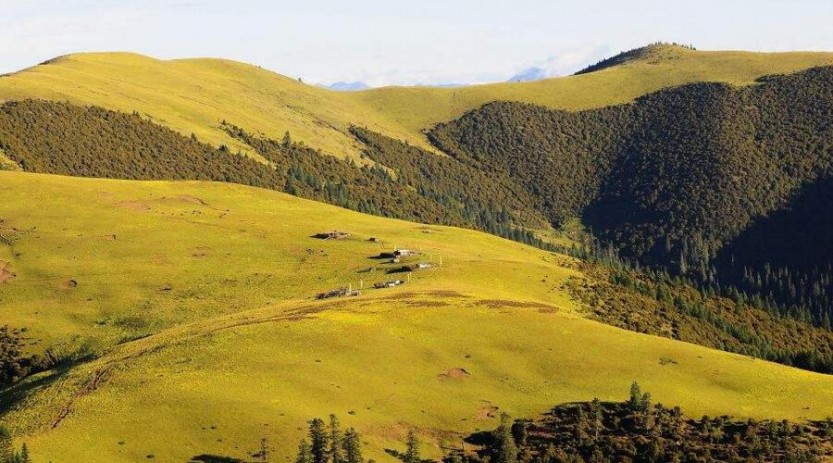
left=0, top=363, right=73, bottom=416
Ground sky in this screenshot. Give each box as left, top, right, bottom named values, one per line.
left=1, top=0, right=832, bottom=87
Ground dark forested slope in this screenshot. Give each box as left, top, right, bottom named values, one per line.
left=0, top=100, right=548, bottom=244
left=448, top=386, right=833, bottom=463
left=430, top=66, right=833, bottom=324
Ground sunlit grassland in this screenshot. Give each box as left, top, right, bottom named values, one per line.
left=2, top=172, right=833, bottom=462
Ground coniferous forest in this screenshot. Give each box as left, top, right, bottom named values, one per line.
left=291, top=384, right=833, bottom=463
left=430, top=66, right=833, bottom=330
left=445, top=383, right=833, bottom=463
left=0, top=100, right=548, bottom=247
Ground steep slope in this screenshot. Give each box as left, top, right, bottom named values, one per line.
left=3, top=172, right=833, bottom=463
left=430, top=66, right=833, bottom=323
left=573, top=42, right=695, bottom=75
left=715, top=175, right=833, bottom=323
left=0, top=99, right=548, bottom=238
left=1, top=46, right=833, bottom=160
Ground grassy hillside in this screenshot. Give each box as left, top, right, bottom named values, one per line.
left=2, top=172, right=833, bottom=463
left=2, top=46, right=833, bottom=160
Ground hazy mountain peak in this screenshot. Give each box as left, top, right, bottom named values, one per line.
left=324, top=81, right=371, bottom=91
left=507, top=66, right=549, bottom=82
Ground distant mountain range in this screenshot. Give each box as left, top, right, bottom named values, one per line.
left=323, top=81, right=469, bottom=90
left=507, top=66, right=549, bottom=82
left=323, top=81, right=371, bottom=91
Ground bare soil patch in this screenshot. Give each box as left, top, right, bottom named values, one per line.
left=382, top=290, right=468, bottom=301
left=115, top=200, right=151, bottom=212
left=476, top=299, right=558, bottom=310
left=401, top=300, right=451, bottom=308
left=159, top=195, right=208, bottom=207
left=0, top=261, right=15, bottom=283
left=192, top=246, right=212, bottom=258
left=476, top=402, right=499, bottom=420
left=438, top=367, right=471, bottom=381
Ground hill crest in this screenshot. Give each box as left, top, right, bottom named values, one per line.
left=3, top=45, right=833, bottom=162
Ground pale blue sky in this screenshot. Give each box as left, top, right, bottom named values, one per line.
left=2, top=0, right=832, bottom=86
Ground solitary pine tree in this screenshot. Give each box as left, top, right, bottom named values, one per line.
left=309, top=418, right=329, bottom=463
left=404, top=429, right=420, bottom=463
left=283, top=131, right=293, bottom=149
left=629, top=381, right=643, bottom=411
left=19, top=443, right=31, bottom=463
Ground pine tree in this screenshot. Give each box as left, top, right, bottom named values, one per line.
left=296, top=440, right=313, bottom=463
left=343, top=428, right=364, bottom=463
left=493, top=413, right=518, bottom=463
left=283, top=131, right=293, bottom=149
left=309, top=418, right=329, bottom=463
left=0, top=427, right=13, bottom=463
left=629, top=381, right=643, bottom=411
left=542, top=444, right=557, bottom=463
left=640, top=391, right=652, bottom=413
left=18, top=442, right=31, bottom=463
left=404, top=429, right=420, bottom=463
left=589, top=399, right=603, bottom=442
left=329, top=414, right=344, bottom=463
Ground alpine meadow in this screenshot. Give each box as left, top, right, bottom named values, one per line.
left=2, top=3, right=833, bottom=462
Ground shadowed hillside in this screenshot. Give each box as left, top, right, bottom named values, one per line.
left=430, top=66, right=833, bottom=325
left=715, top=175, right=833, bottom=326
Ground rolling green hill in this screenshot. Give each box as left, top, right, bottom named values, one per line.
left=3, top=172, right=833, bottom=463
left=2, top=45, right=833, bottom=161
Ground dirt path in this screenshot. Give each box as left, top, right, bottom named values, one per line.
left=44, top=291, right=481, bottom=430
left=45, top=300, right=338, bottom=430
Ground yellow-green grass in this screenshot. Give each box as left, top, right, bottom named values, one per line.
left=2, top=46, right=833, bottom=160
left=2, top=172, right=833, bottom=462
left=0, top=171, right=576, bottom=349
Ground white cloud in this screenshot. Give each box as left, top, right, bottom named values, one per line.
left=2, top=0, right=831, bottom=85
left=510, top=45, right=614, bottom=80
